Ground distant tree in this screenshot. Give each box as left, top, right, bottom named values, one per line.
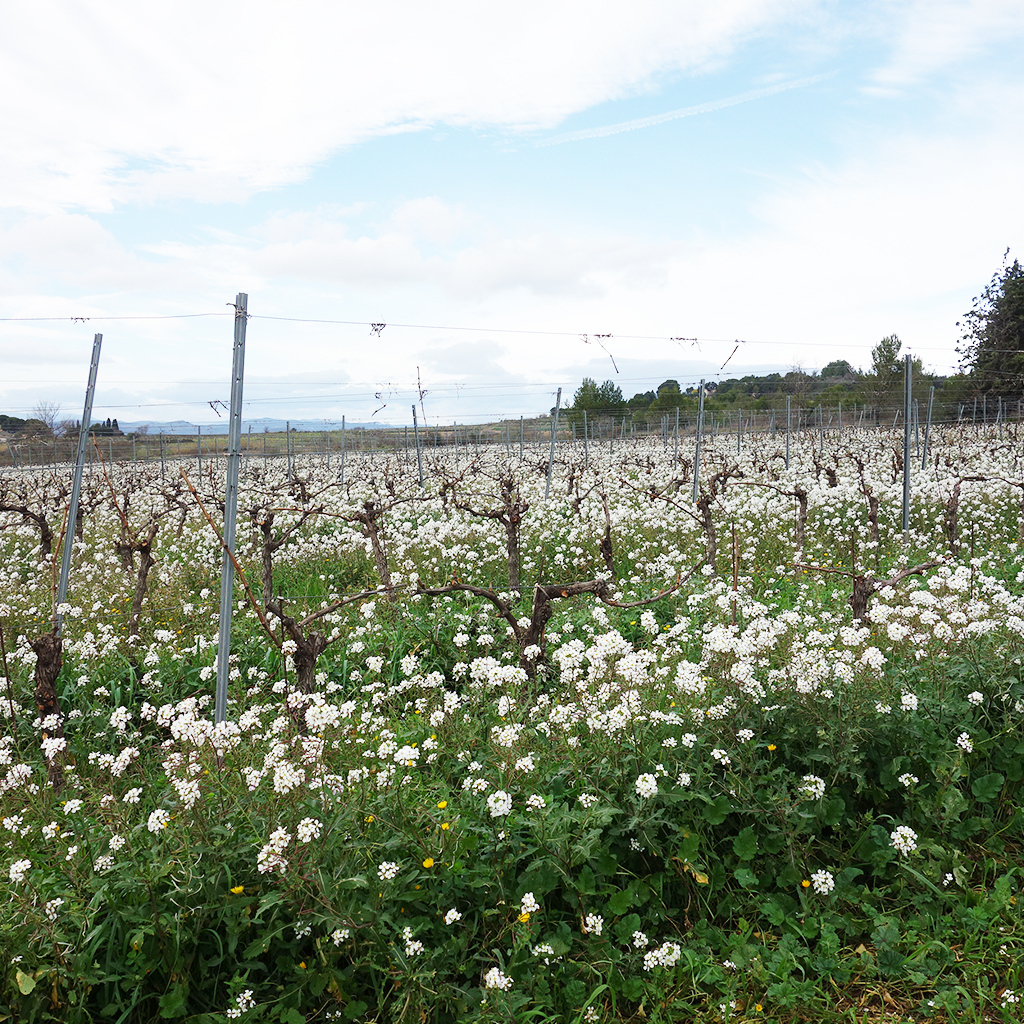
left=957, top=250, right=1024, bottom=395
left=863, top=335, right=925, bottom=421
left=869, top=335, right=922, bottom=382
left=0, top=415, right=27, bottom=433
left=20, top=418, right=52, bottom=437
left=566, top=378, right=625, bottom=423
left=820, top=359, right=854, bottom=378
left=627, top=390, right=656, bottom=408
left=647, top=378, right=694, bottom=413
left=32, top=401, right=62, bottom=435
left=870, top=335, right=904, bottom=385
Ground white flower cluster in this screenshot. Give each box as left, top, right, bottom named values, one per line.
left=642, top=941, right=682, bottom=970
left=634, top=773, right=658, bottom=798
left=520, top=892, right=540, bottom=914
left=8, top=858, right=31, bottom=883
left=147, top=809, right=170, bottom=833
left=377, top=860, right=400, bottom=881
left=402, top=925, right=424, bottom=956
left=226, top=989, right=256, bottom=1019
left=482, top=966, right=512, bottom=990
left=810, top=869, right=835, bottom=894
left=486, top=790, right=512, bottom=818
left=799, top=775, right=826, bottom=800
left=890, top=825, right=918, bottom=856
left=256, top=828, right=291, bottom=874
left=583, top=913, right=603, bottom=936
left=296, top=817, right=322, bottom=843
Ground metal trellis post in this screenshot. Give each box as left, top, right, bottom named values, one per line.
left=901, top=354, right=912, bottom=538
left=215, top=293, right=247, bottom=723
left=56, top=333, right=103, bottom=638
left=544, top=387, right=562, bottom=502
left=692, top=380, right=705, bottom=503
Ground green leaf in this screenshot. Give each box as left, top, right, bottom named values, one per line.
left=344, top=1002, right=368, bottom=1020
left=733, top=867, right=759, bottom=888
left=281, top=1008, right=305, bottom=1024
left=620, top=977, right=644, bottom=1000
left=596, top=848, right=618, bottom=875
left=576, top=865, right=597, bottom=895
left=703, top=795, right=731, bottom=824
left=158, top=985, right=187, bottom=1018
left=613, top=913, right=642, bottom=944
left=607, top=888, right=633, bottom=915
left=940, top=789, right=969, bottom=820
left=871, top=919, right=900, bottom=947
left=822, top=795, right=846, bottom=827
left=877, top=946, right=906, bottom=976
left=732, top=826, right=758, bottom=860
left=15, top=971, right=36, bottom=995
left=677, top=831, right=699, bottom=861
left=970, top=772, right=1005, bottom=803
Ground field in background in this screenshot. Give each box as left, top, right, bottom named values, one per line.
left=1, top=426, right=1023, bottom=1023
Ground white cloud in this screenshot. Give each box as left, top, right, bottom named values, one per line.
left=536, top=72, right=836, bottom=145
left=0, top=0, right=814, bottom=211
left=867, top=0, right=1024, bottom=91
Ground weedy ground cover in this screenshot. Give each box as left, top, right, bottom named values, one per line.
left=1, top=426, right=1023, bottom=1023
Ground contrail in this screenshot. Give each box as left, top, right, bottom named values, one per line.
left=535, top=72, right=837, bottom=147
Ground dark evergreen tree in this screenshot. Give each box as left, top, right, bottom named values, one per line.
left=566, top=378, right=626, bottom=424
left=957, top=250, right=1024, bottom=396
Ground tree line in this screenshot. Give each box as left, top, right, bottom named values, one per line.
left=565, top=251, right=1024, bottom=428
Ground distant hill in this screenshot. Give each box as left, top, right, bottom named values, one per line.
left=115, top=417, right=384, bottom=435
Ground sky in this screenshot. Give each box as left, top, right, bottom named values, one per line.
left=2, top=0, right=1023, bottom=427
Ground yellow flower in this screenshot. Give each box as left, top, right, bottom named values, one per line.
left=364, top=815, right=375, bottom=823
left=801, top=879, right=811, bottom=888
left=422, top=858, right=434, bottom=869
left=767, top=744, right=776, bottom=751
left=441, top=822, right=450, bottom=830
left=230, top=885, right=245, bottom=895
left=518, top=912, right=531, bottom=923
left=299, top=961, right=306, bottom=969
left=755, top=1004, right=764, bottom=1012
left=437, top=800, right=447, bottom=810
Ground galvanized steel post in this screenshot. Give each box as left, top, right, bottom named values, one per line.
left=901, top=354, right=912, bottom=538
left=215, top=293, right=247, bottom=723
left=56, top=333, right=103, bottom=638
left=412, top=406, right=424, bottom=488
left=692, top=380, right=705, bottom=503
left=544, top=387, right=562, bottom=502
left=921, top=385, right=935, bottom=470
